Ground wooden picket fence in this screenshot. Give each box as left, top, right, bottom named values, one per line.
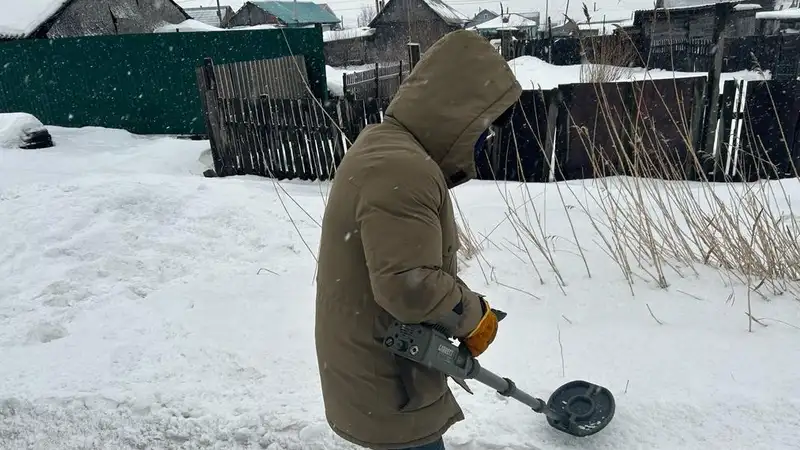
left=196, top=55, right=799, bottom=185
left=342, top=62, right=409, bottom=100
left=197, top=56, right=392, bottom=180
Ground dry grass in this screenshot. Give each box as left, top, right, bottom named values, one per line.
left=272, top=23, right=798, bottom=329
left=472, top=23, right=800, bottom=331
left=578, top=36, right=636, bottom=83
left=576, top=6, right=637, bottom=83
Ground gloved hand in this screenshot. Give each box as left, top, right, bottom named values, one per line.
left=460, top=298, right=500, bottom=357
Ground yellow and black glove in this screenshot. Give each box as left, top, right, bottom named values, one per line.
left=460, top=298, right=503, bottom=357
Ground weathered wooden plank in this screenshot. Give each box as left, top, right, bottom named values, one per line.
left=284, top=98, right=307, bottom=180
left=220, top=65, right=244, bottom=176
left=277, top=98, right=304, bottom=180
left=231, top=63, right=255, bottom=175
left=252, top=61, right=276, bottom=178
left=324, top=101, right=344, bottom=178
left=315, top=99, right=339, bottom=178
left=244, top=60, right=268, bottom=177
left=295, top=98, right=320, bottom=180
left=262, top=96, right=285, bottom=179
left=308, top=99, right=330, bottom=180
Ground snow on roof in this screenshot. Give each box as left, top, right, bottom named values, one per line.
left=154, top=19, right=223, bottom=33
left=0, top=0, right=71, bottom=39
left=733, top=3, right=762, bottom=11
left=579, top=8, right=635, bottom=23
left=659, top=0, right=743, bottom=9
left=471, top=13, right=537, bottom=30
left=578, top=19, right=635, bottom=34
left=756, top=8, right=800, bottom=19
left=184, top=6, right=233, bottom=27
left=423, top=0, right=469, bottom=25
left=322, top=26, right=374, bottom=42
left=507, top=55, right=770, bottom=90
left=228, top=23, right=281, bottom=30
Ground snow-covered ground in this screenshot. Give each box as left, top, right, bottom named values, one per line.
left=1, top=126, right=800, bottom=449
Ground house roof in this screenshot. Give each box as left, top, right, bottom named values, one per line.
left=249, top=1, right=340, bottom=25
left=184, top=6, right=235, bottom=27
left=318, top=3, right=337, bottom=16
left=0, top=0, right=71, bottom=39
left=653, top=0, right=744, bottom=9
left=370, top=0, right=468, bottom=27
left=421, top=0, right=469, bottom=25
left=0, top=0, right=191, bottom=40
left=475, top=9, right=499, bottom=18
left=470, top=13, right=537, bottom=30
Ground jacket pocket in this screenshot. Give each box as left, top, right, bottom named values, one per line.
left=396, top=358, right=448, bottom=412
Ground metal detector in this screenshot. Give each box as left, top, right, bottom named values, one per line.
left=383, top=313, right=615, bottom=437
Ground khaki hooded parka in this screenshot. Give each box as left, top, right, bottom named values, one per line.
left=314, top=30, right=522, bottom=449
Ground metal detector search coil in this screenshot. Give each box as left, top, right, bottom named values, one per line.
left=384, top=320, right=615, bottom=437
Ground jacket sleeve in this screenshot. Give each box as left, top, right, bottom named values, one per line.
left=354, top=161, right=483, bottom=338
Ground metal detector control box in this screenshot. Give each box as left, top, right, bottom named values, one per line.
left=383, top=321, right=476, bottom=380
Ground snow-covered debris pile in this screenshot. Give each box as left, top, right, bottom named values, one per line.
left=153, top=19, right=223, bottom=33
left=0, top=113, right=53, bottom=149
left=323, top=27, right=374, bottom=42
left=0, top=0, right=69, bottom=39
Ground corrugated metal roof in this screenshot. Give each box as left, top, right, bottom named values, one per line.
left=184, top=6, right=233, bottom=27
left=250, top=1, right=340, bottom=25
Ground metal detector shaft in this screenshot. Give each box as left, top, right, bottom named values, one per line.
left=468, top=359, right=565, bottom=422
left=383, top=320, right=565, bottom=422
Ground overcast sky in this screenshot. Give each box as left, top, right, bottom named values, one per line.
left=175, top=0, right=660, bottom=29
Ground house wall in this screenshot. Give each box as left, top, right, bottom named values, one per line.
left=759, top=17, right=800, bottom=35
left=641, top=8, right=757, bottom=41
left=324, top=37, right=372, bottom=66
left=369, top=0, right=458, bottom=62
left=228, top=3, right=282, bottom=27
left=44, top=0, right=187, bottom=38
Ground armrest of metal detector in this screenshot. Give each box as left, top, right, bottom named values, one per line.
left=383, top=320, right=476, bottom=380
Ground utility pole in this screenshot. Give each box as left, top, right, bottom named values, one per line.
left=215, top=0, right=223, bottom=27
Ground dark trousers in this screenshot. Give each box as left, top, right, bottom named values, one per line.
left=399, top=438, right=446, bottom=450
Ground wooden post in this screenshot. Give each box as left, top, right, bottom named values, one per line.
left=547, top=17, right=553, bottom=64
left=699, top=3, right=732, bottom=179
left=374, top=62, right=380, bottom=99
left=500, top=29, right=512, bottom=60
left=398, top=60, right=404, bottom=84
left=688, top=76, right=707, bottom=180
left=200, top=57, right=226, bottom=176
left=544, top=89, right=562, bottom=182
left=407, top=43, right=421, bottom=70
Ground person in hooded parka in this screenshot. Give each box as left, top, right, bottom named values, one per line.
left=314, top=29, right=523, bottom=450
